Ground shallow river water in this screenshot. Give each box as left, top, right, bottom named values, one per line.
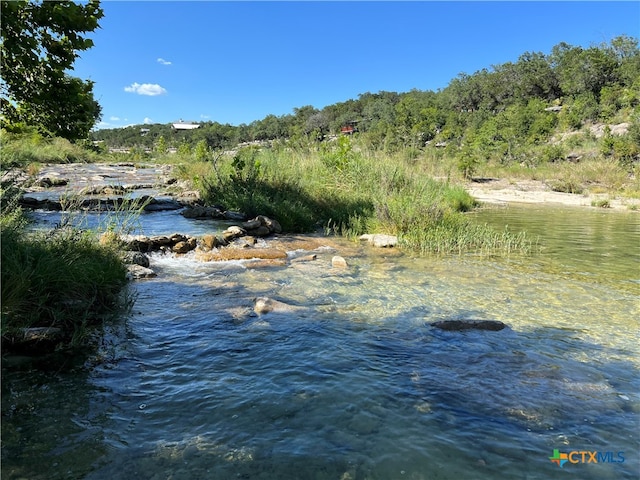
left=2, top=203, right=639, bottom=480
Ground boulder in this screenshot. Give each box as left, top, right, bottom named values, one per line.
left=126, top=264, right=157, bottom=279
left=332, top=255, right=348, bottom=268
left=359, top=234, right=398, bottom=248
left=222, top=226, right=246, bottom=242
left=122, top=251, right=150, bottom=268
left=253, top=297, right=304, bottom=315
left=200, top=234, right=224, bottom=250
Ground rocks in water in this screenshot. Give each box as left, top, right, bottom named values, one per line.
left=241, top=215, right=282, bottom=236
left=122, top=251, right=150, bottom=268
left=222, top=226, right=247, bottom=243
left=253, top=297, right=304, bottom=315
left=223, top=210, right=248, bottom=221
left=172, top=239, right=196, bottom=253
left=430, top=319, right=508, bottom=331
left=181, top=205, right=225, bottom=219
left=359, top=234, right=398, bottom=248
left=120, top=233, right=198, bottom=253
left=200, top=234, right=225, bottom=250
left=332, top=255, right=348, bottom=268
left=35, top=176, right=68, bottom=187
left=126, top=264, right=157, bottom=280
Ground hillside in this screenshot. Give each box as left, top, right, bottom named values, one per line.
left=91, top=36, right=639, bottom=173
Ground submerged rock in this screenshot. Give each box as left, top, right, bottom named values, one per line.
left=253, top=297, right=304, bottom=315
left=359, top=234, right=398, bottom=248
left=332, top=255, right=348, bottom=268
left=430, top=319, right=508, bottom=331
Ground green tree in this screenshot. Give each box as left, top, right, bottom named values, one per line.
left=0, top=0, right=103, bottom=140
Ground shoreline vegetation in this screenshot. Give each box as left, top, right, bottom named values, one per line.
left=2, top=34, right=639, bottom=355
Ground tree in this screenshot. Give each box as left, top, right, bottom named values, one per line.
left=0, top=0, right=104, bottom=140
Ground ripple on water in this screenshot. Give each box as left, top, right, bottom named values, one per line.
left=3, top=207, right=639, bottom=480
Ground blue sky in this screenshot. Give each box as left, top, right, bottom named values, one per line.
left=72, top=1, right=640, bottom=129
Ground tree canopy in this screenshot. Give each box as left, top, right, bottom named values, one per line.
left=0, top=0, right=104, bottom=140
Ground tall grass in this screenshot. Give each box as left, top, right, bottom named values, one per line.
left=1, top=212, right=130, bottom=350
left=0, top=128, right=97, bottom=169
left=180, top=138, right=532, bottom=255
left=1, top=176, right=130, bottom=352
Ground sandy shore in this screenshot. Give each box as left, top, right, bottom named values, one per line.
left=464, top=178, right=639, bottom=211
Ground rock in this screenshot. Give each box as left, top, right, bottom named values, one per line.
left=257, top=215, right=282, bottom=234
left=589, top=122, right=630, bottom=138
left=142, top=198, right=183, bottom=211
left=241, top=219, right=262, bottom=230
left=359, top=234, right=398, bottom=248
left=223, top=211, right=247, bottom=221
left=200, top=234, right=224, bottom=250
left=250, top=225, right=271, bottom=237
left=21, top=327, right=64, bottom=342
left=291, top=254, right=317, bottom=263
left=222, top=226, right=246, bottom=242
left=430, top=320, right=508, bottom=331
left=244, top=258, right=288, bottom=269
left=122, top=251, right=150, bottom=268
left=172, top=241, right=191, bottom=254
left=332, top=255, right=348, bottom=268
left=253, top=297, right=303, bottom=314
left=181, top=205, right=224, bottom=219
left=126, top=264, right=157, bottom=279
left=35, top=177, right=68, bottom=187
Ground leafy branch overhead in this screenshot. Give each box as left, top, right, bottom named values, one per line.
left=0, top=0, right=104, bottom=140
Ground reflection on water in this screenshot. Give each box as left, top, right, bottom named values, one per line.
left=2, top=206, right=639, bottom=479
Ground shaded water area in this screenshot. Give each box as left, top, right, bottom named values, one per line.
left=3, top=196, right=639, bottom=478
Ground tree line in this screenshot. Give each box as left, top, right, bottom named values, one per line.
left=92, top=35, right=639, bottom=164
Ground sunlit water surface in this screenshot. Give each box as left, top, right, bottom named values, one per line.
left=2, top=204, right=639, bottom=480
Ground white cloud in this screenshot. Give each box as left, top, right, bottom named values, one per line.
left=157, top=57, right=172, bottom=66
left=109, top=116, right=120, bottom=121
left=143, top=117, right=153, bottom=124
left=124, top=82, right=167, bottom=96
left=200, top=114, right=210, bottom=119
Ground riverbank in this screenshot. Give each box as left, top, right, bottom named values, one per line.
left=464, top=178, right=640, bottom=211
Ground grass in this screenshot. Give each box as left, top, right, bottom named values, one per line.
left=172, top=139, right=533, bottom=255
left=0, top=128, right=98, bottom=170
left=1, top=213, right=130, bottom=351
left=1, top=179, right=131, bottom=353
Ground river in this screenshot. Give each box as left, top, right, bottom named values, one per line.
left=2, top=202, right=638, bottom=480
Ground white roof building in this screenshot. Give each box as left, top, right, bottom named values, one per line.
left=172, top=121, right=200, bottom=130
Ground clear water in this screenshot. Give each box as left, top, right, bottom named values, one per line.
left=3, top=205, right=639, bottom=480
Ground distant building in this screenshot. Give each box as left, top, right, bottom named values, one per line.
left=172, top=120, right=200, bottom=130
